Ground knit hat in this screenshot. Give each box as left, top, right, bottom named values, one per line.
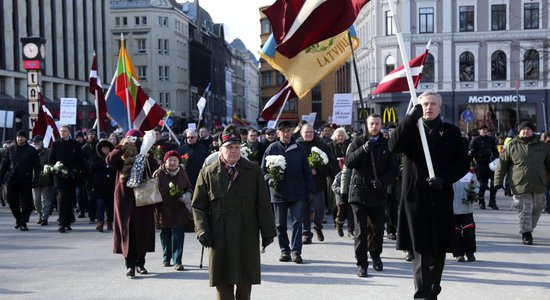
left=277, top=121, right=293, bottom=130
left=221, top=125, right=242, bottom=147
left=16, top=130, right=27, bottom=138
left=75, top=131, right=84, bottom=139
left=125, top=129, right=144, bottom=138
left=31, top=135, right=43, bottom=142
left=517, top=121, right=535, bottom=132
left=163, top=150, right=180, bottom=162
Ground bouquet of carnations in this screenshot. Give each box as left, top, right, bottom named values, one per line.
left=265, top=155, right=286, bottom=188
left=52, top=161, right=70, bottom=178
left=308, top=146, right=329, bottom=168
left=180, top=153, right=190, bottom=167
left=240, top=145, right=252, bottom=159
left=168, top=181, right=182, bottom=197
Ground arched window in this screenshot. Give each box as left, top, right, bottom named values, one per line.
left=459, top=52, right=475, bottom=81
left=420, top=53, right=434, bottom=82
left=491, top=50, right=506, bottom=80
left=385, top=55, right=395, bottom=74
left=524, top=49, right=539, bottom=80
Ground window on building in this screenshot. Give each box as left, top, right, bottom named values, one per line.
left=420, top=53, right=435, bottom=82
left=491, top=50, right=506, bottom=81
left=137, top=39, right=146, bottom=54
left=0, top=77, right=5, bottom=94
left=524, top=49, right=539, bottom=80
left=137, top=66, right=147, bottom=81
left=158, top=16, right=168, bottom=27
left=159, top=66, right=169, bottom=81
left=283, top=98, right=297, bottom=112
left=261, top=19, right=271, bottom=34
left=115, top=17, right=120, bottom=27
left=122, top=17, right=127, bottom=26
left=385, top=55, right=395, bottom=74
left=142, top=16, right=147, bottom=25
left=385, top=11, right=394, bottom=36
left=159, top=92, right=170, bottom=108
left=524, top=3, right=539, bottom=29
left=311, top=85, right=322, bottom=117
left=158, top=39, right=168, bottom=54
left=276, top=72, right=285, bottom=85
left=135, top=16, right=140, bottom=25
left=491, top=4, right=506, bottom=30
left=419, top=7, right=434, bottom=33
left=261, top=71, right=272, bottom=87
left=459, top=6, right=474, bottom=32
left=459, top=51, right=475, bottom=81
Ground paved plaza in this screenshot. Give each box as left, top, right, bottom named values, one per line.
left=0, top=192, right=549, bottom=299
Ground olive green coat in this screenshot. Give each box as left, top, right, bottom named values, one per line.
left=192, top=158, right=276, bottom=287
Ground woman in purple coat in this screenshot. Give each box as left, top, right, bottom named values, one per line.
left=106, top=129, right=159, bottom=278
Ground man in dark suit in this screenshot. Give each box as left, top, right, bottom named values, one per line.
left=389, top=90, right=469, bottom=299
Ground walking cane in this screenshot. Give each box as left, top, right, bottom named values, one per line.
left=199, top=246, right=205, bottom=269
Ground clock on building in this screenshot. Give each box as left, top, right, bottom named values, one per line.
left=23, top=43, right=39, bottom=60
left=21, top=37, right=46, bottom=70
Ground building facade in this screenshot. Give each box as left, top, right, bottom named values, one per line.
left=0, top=0, right=113, bottom=136
left=111, top=0, right=191, bottom=132
left=229, top=38, right=260, bottom=126
left=354, top=0, right=550, bottom=134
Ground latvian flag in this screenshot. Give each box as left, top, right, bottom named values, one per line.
left=260, top=81, right=297, bottom=121
left=32, top=92, right=60, bottom=148
left=372, top=49, right=429, bottom=95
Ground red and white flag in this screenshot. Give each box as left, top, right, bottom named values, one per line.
left=32, top=92, right=60, bottom=148
left=260, top=81, right=297, bottom=121
left=89, top=51, right=108, bottom=131
left=372, top=49, right=429, bottom=95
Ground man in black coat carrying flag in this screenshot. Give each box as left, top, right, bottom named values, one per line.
left=389, top=90, right=469, bottom=299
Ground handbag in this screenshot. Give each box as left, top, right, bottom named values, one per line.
left=133, top=160, right=162, bottom=207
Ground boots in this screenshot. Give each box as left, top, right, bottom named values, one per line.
left=522, top=232, right=533, bottom=245
left=488, top=201, right=499, bottom=210
left=478, top=197, right=486, bottom=209
left=96, top=221, right=104, bottom=232
left=336, top=221, right=344, bottom=237
left=107, top=221, right=113, bottom=231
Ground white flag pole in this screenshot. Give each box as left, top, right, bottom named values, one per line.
left=388, top=1, right=435, bottom=178
left=272, top=88, right=292, bottom=129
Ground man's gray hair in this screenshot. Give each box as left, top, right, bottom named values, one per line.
left=418, top=90, right=442, bottom=105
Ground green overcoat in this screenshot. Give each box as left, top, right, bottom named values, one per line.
left=192, top=158, right=276, bottom=287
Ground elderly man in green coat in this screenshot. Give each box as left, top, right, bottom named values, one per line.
left=192, top=125, right=277, bottom=300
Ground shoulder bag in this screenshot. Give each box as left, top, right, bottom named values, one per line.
left=133, top=160, right=162, bottom=207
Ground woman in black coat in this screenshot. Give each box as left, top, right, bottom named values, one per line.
left=89, top=139, right=116, bottom=232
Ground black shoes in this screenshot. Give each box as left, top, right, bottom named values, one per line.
left=19, top=224, right=29, bottom=231
left=336, top=224, right=344, bottom=237
left=136, top=266, right=148, bottom=274
left=522, top=232, right=533, bottom=245
left=291, top=253, right=303, bottom=264
left=14, top=222, right=21, bottom=230
left=41, top=220, right=48, bottom=226
left=163, top=261, right=171, bottom=267
left=488, top=202, right=499, bottom=210
left=372, top=257, right=383, bottom=271
left=279, top=252, right=291, bottom=262
left=405, top=251, right=414, bottom=262
left=466, top=253, right=476, bottom=262
left=58, top=226, right=66, bottom=233
left=456, top=256, right=466, bottom=262
left=357, top=266, right=368, bottom=277
left=479, top=202, right=486, bottom=209
left=126, top=268, right=135, bottom=278
left=314, top=228, right=324, bottom=242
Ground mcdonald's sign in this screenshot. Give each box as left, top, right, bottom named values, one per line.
left=382, top=107, right=397, bottom=124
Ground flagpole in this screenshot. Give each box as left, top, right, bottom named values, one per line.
left=94, top=90, right=100, bottom=132
left=272, top=89, right=292, bottom=129
left=388, top=1, right=435, bottom=178
left=120, top=34, right=132, bottom=130
left=196, top=83, right=210, bottom=130
left=347, top=31, right=368, bottom=132
left=104, top=71, right=127, bottom=131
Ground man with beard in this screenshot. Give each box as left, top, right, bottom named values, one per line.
left=388, top=90, right=469, bottom=298
left=0, top=130, right=40, bottom=231
left=49, top=126, right=84, bottom=233
left=297, top=123, right=338, bottom=244
left=345, top=115, right=397, bottom=277
left=469, top=125, right=499, bottom=209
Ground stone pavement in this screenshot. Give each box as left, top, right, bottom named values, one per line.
left=0, top=192, right=549, bottom=300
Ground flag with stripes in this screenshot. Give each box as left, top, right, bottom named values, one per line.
left=372, top=50, right=429, bottom=95
left=260, top=81, right=296, bottom=121
left=32, top=92, right=60, bottom=148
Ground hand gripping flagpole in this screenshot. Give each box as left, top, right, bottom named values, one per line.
left=388, top=1, right=435, bottom=178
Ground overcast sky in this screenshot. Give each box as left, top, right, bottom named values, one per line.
left=199, top=0, right=274, bottom=55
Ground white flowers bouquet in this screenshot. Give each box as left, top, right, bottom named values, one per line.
left=308, top=146, right=329, bottom=168
left=265, top=155, right=286, bottom=188
left=46, top=161, right=69, bottom=178
left=240, top=145, right=252, bottom=159
left=168, top=181, right=182, bottom=197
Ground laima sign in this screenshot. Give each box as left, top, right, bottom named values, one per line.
left=468, top=94, right=526, bottom=104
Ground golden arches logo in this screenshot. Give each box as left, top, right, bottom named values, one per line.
left=383, top=107, right=397, bottom=124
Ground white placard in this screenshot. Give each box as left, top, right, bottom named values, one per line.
left=332, top=93, right=353, bottom=125
left=308, top=112, right=317, bottom=124
left=267, top=120, right=276, bottom=129
left=59, top=98, right=77, bottom=125
left=187, top=123, right=197, bottom=130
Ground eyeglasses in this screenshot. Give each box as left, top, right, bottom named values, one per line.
left=187, top=136, right=196, bottom=139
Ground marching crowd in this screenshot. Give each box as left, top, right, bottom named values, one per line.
left=1, top=90, right=549, bottom=299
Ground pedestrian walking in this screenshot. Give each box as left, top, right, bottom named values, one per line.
left=89, top=139, right=116, bottom=232
left=469, top=125, right=500, bottom=209
left=31, top=135, right=54, bottom=226
left=192, top=125, right=276, bottom=299
left=452, top=168, right=478, bottom=262
left=0, top=130, right=40, bottom=231
left=388, top=90, right=469, bottom=299
left=494, top=121, right=550, bottom=245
